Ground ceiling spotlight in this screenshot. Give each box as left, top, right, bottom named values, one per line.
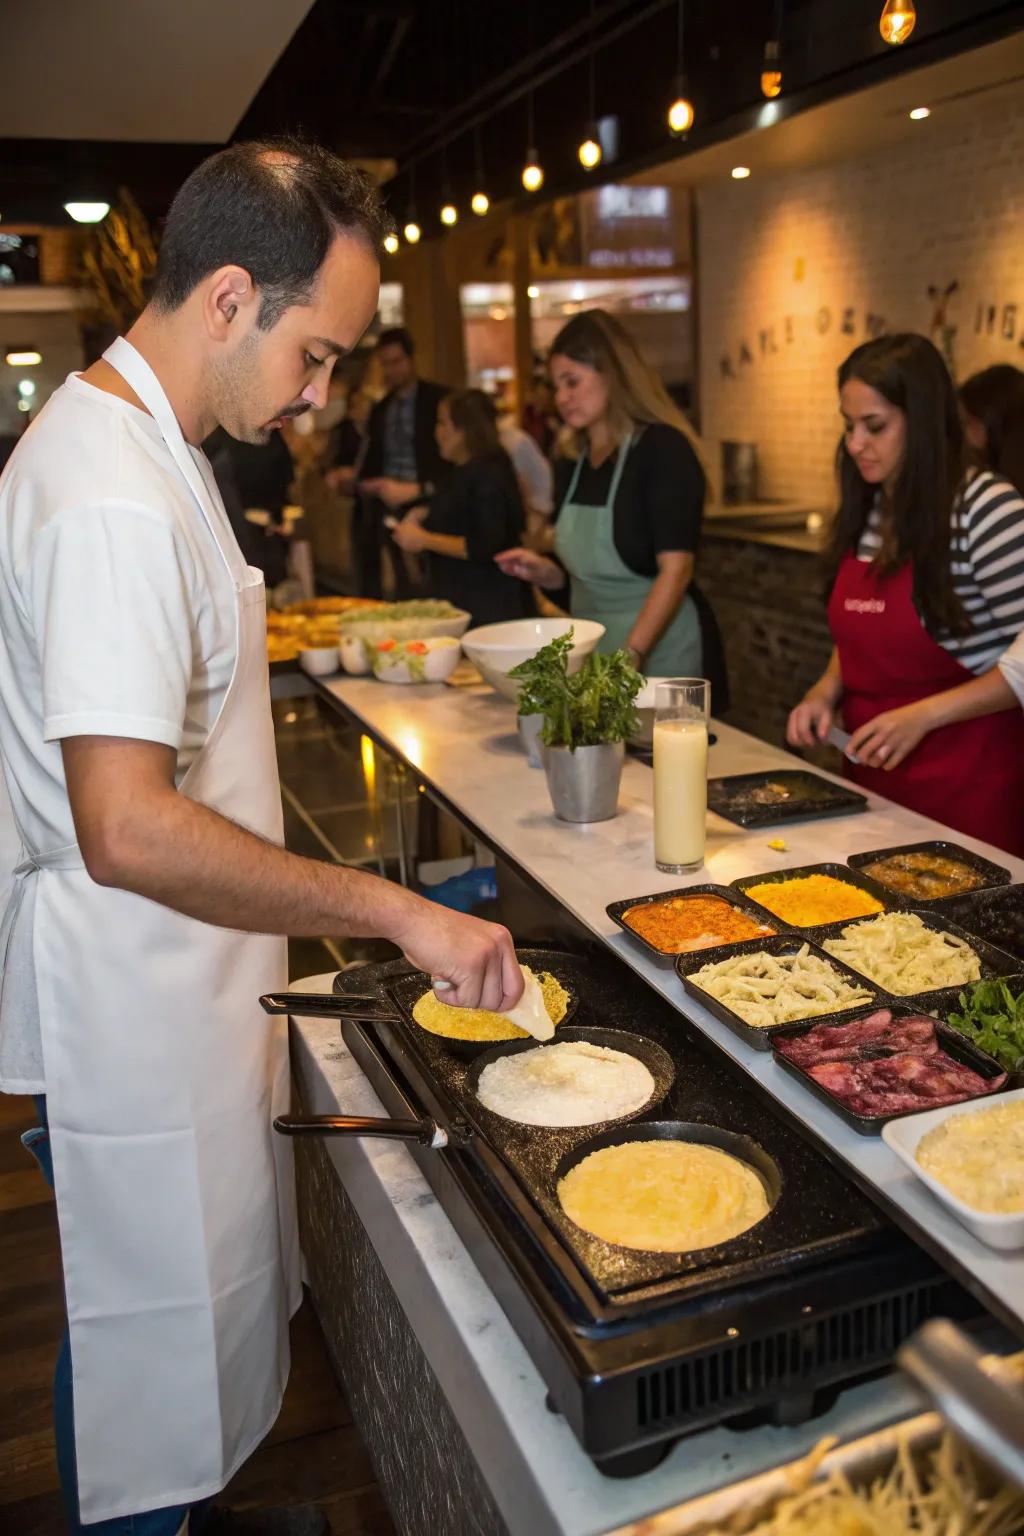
left=64, top=201, right=110, bottom=224
left=879, top=0, right=916, bottom=44
left=731, top=166, right=751, bottom=180
left=440, top=202, right=458, bottom=227
left=527, top=285, right=540, bottom=299
left=471, top=190, right=490, bottom=216
left=578, top=135, right=602, bottom=170
left=383, top=232, right=400, bottom=255
left=909, top=106, right=930, bottom=120
left=5, top=350, right=41, bottom=366
left=522, top=152, right=544, bottom=193
left=403, top=219, right=422, bottom=244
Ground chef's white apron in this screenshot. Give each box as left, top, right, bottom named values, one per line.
left=13, top=337, right=301, bottom=1522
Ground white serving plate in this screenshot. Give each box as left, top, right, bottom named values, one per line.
left=882, top=1085, right=1024, bottom=1251
left=337, top=608, right=471, bottom=644
left=460, top=617, right=605, bottom=702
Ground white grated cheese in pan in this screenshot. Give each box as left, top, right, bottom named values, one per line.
left=476, top=1041, right=655, bottom=1127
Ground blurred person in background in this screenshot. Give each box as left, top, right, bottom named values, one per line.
left=325, top=385, right=372, bottom=495
left=207, top=426, right=294, bottom=588
left=497, top=407, right=554, bottom=539
left=356, top=327, right=449, bottom=597
left=960, top=363, right=1024, bottom=496
left=391, top=388, right=529, bottom=627
left=788, top=334, right=1024, bottom=853
left=495, top=310, right=726, bottom=698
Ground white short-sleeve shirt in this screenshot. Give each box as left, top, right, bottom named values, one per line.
left=0, top=373, right=240, bottom=1090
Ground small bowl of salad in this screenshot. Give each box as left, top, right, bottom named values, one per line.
left=371, top=635, right=462, bottom=684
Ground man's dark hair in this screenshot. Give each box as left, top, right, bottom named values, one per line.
left=151, top=136, right=390, bottom=329
left=377, top=327, right=415, bottom=356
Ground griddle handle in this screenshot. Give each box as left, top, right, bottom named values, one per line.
left=259, top=991, right=397, bottom=1022
left=273, top=1114, right=448, bottom=1147
left=898, top=1320, right=1024, bottom=1491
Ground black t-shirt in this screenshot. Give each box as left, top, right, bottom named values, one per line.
left=553, top=421, right=705, bottom=576
left=424, top=453, right=529, bottom=627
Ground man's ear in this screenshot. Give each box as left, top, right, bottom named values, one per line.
left=204, top=266, right=257, bottom=342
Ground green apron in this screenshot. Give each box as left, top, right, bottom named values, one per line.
left=554, top=436, right=703, bottom=676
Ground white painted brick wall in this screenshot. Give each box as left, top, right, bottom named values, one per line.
left=698, top=96, right=1024, bottom=506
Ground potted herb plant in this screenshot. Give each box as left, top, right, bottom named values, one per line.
left=510, top=631, right=642, bottom=821
left=509, top=630, right=574, bottom=768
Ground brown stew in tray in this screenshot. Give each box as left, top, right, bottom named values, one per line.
left=622, top=894, right=775, bottom=955
left=860, top=850, right=988, bottom=901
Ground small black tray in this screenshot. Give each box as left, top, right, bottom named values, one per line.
left=674, top=932, right=884, bottom=1051
left=707, top=770, right=867, bottom=829
left=605, top=882, right=784, bottom=964
left=770, top=1005, right=1009, bottom=1136
left=912, top=974, right=1024, bottom=1080
left=935, top=884, right=1024, bottom=965
left=805, top=908, right=1019, bottom=1002
left=847, top=840, right=1011, bottom=903
left=732, top=861, right=897, bottom=928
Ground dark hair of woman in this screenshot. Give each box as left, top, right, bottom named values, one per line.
left=826, top=332, right=969, bottom=637
left=959, top=364, right=1024, bottom=497
left=444, top=388, right=503, bottom=461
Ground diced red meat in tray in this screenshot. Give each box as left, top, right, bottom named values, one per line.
left=774, top=1007, right=1006, bottom=1119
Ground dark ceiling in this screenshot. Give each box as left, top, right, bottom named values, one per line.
left=1, top=0, right=1022, bottom=232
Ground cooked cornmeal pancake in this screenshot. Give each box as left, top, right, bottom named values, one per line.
left=411, top=968, right=569, bottom=1042
left=558, top=1140, right=770, bottom=1252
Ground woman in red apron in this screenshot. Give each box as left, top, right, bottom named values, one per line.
left=788, top=334, right=1024, bottom=856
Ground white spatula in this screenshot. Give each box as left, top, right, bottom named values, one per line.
left=432, top=966, right=554, bottom=1041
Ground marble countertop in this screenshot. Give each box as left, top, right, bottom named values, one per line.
left=315, top=675, right=1024, bottom=1337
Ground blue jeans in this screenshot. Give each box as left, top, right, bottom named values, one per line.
left=24, top=1099, right=211, bottom=1535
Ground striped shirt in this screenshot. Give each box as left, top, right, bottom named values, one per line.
left=857, top=470, right=1024, bottom=675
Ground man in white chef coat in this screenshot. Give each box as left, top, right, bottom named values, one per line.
left=0, top=138, right=522, bottom=1536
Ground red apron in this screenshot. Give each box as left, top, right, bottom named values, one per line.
left=829, top=551, right=1024, bottom=855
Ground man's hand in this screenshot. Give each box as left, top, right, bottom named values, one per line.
left=493, top=546, right=563, bottom=590
left=391, top=515, right=429, bottom=553
left=848, top=699, right=935, bottom=770
left=360, top=476, right=420, bottom=508
left=392, top=899, right=524, bottom=1012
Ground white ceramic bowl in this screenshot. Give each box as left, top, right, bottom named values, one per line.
left=338, top=635, right=373, bottom=675
left=460, top=618, right=606, bottom=702
left=299, top=645, right=342, bottom=678
left=373, top=637, right=463, bottom=685
left=882, top=1085, right=1024, bottom=1251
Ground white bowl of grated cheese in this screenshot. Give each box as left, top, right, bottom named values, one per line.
left=882, top=1086, right=1024, bottom=1250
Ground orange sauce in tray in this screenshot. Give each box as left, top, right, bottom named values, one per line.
left=623, top=895, right=775, bottom=954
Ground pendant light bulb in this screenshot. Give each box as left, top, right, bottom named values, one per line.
left=578, top=135, right=602, bottom=171
left=667, top=92, right=694, bottom=138
left=383, top=232, right=399, bottom=255
left=403, top=219, right=421, bottom=245
left=440, top=202, right=458, bottom=227
left=879, top=0, right=916, bottom=44
left=522, top=152, right=544, bottom=193
left=760, top=39, right=782, bottom=98
left=471, top=190, right=490, bottom=216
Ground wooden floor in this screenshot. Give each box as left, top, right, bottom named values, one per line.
left=0, top=1093, right=396, bottom=1536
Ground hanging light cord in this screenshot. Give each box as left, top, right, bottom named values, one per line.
left=676, top=0, right=685, bottom=77
left=589, top=0, right=597, bottom=124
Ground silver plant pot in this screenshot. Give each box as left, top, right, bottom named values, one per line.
left=543, top=741, right=625, bottom=823
left=517, top=712, right=546, bottom=769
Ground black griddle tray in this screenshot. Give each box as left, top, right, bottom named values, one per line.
left=708, top=770, right=867, bottom=828
left=369, top=948, right=897, bottom=1318
left=803, top=908, right=1019, bottom=1002
left=935, top=884, right=1024, bottom=966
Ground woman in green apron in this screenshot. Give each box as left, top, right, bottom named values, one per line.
left=495, top=310, right=726, bottom=695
